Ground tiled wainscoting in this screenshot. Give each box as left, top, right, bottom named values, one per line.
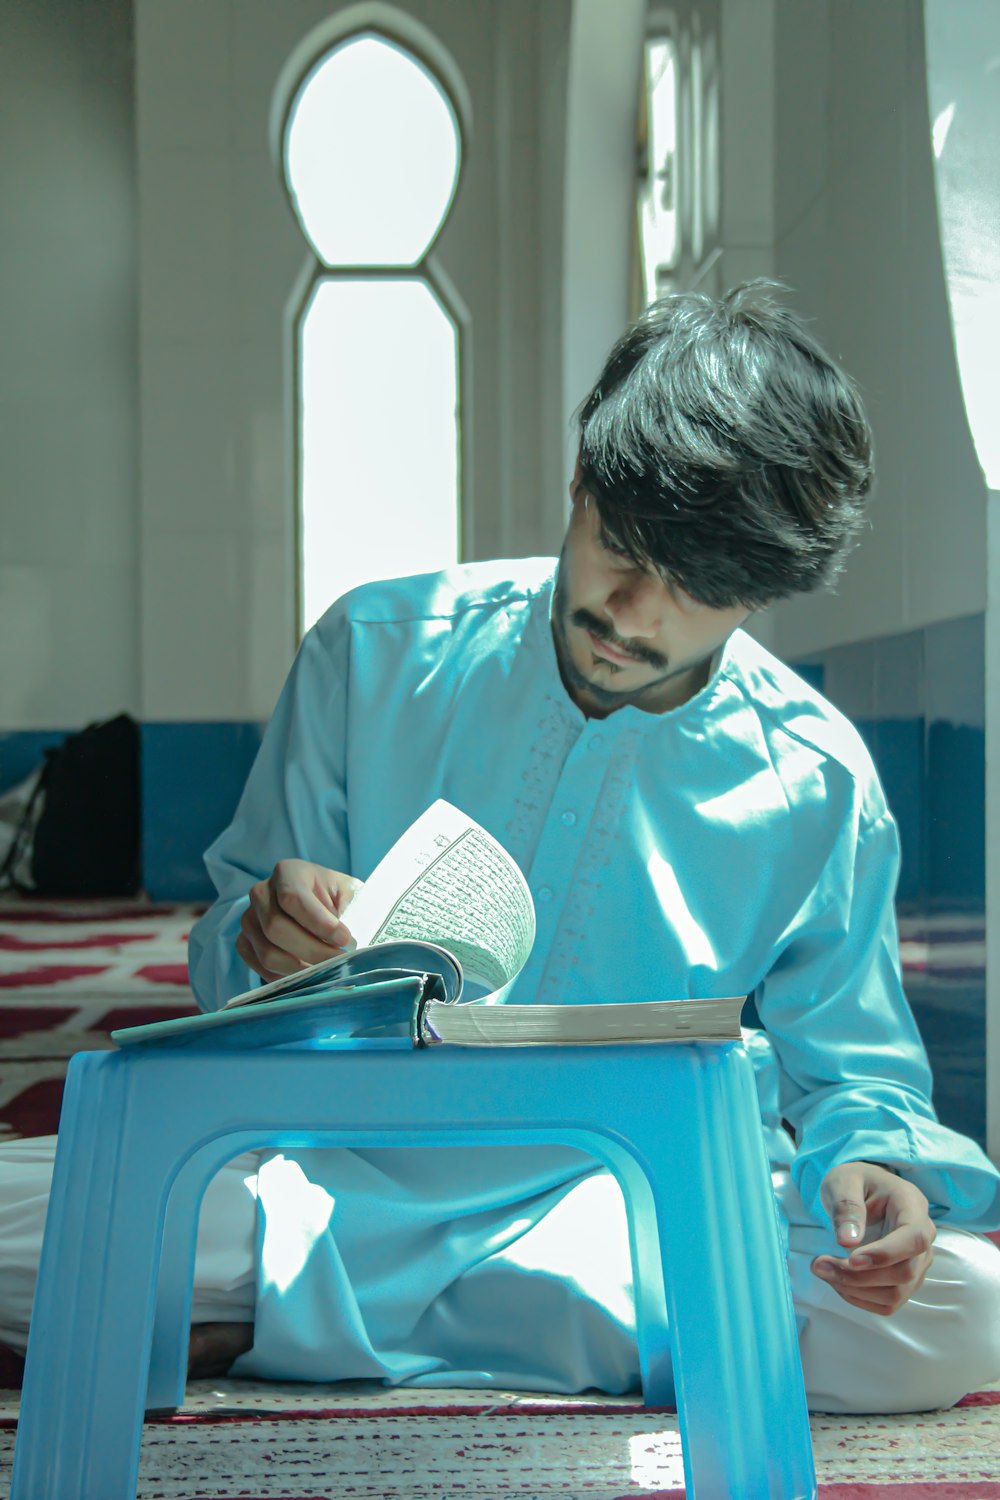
left=794, top=611, right=986, bottom=1147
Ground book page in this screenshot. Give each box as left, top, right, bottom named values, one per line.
left=341, top=801, right=535, bottom=998
left=419, top=994, right=746, bottom=1045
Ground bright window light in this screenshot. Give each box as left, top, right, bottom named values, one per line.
left=639, top=37, right=678, bottom=305
left=300, top=277, right=459, bottom=632
left=690, top=36, right=703, bottom=266
left=933, top=100, right=956, bottom=159
left=256, top=1154, right=335, bottom=1296
left=284, top=30, right=463, bottom=633
left=285, top=33, right=460, bottom=267
left=627, top=1429, right=686, bottom=1488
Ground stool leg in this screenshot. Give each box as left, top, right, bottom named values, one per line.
left=146, top=1139, right=260, bottom=1412
left=12, top=1058, right=173, bottom=1500
left=144, top=1168, right=205, bottom=1412
left=602, top=1148, right=674, bottom=1405
left=635, top=1047, right=816, bottom=1500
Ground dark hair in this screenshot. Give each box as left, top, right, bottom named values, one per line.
left=576, top=279, right=874, bottom=608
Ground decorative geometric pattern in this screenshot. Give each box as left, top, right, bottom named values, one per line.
left=0, top=897, right=202, bottom=1145
left=1, top=1379, right=999, bottom=1498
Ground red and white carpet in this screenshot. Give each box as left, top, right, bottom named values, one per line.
left=0, top=896, right=997, bottom=1499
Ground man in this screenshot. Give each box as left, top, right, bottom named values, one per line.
left=2, top=281, right=999, bottom=1406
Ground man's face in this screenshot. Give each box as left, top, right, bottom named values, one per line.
left=552, top=462, right=752, bottom=719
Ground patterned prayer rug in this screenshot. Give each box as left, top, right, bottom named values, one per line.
left=0, top=896, right=997, bottom=1499
left=0, top=895, right=201, bottom=1139
left=1, top=1377, right=999, bottom=1498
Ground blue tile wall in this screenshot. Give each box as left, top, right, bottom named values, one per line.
left=926, top=722, right=985, bottom=906
left=862, top=717, right=927, bottom=904
left=141, top=722, right=264, bottom=901
left=793, top=615, right=985, bottom=909
left=792, top=612, right=986, bottom=1147
left=0, top=730, right=74, bottom=792
left=1, top=721, right=264, bottom=904
left=792, top=662, right=824, bottom=695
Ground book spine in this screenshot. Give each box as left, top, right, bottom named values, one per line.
left=410, top=975, right=437, bottom=1048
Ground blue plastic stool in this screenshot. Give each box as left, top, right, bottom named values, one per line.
left=11, top=1016, right=816, bottom=1499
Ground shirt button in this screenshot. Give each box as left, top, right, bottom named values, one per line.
left=589, top=735, right=604, bottom=751
left=537, top=886, right=553, bottom=903
left=560, top=810, right=577, bottom=827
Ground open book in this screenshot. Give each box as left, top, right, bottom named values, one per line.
left=112, top=801, right=745, bottom=1049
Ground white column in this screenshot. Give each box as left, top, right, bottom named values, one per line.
left=924, top=0, right=1000, bottom=1163
left=562, top=0, right=646, bottom=493
left=987, top=494, right=1000, bottom=1162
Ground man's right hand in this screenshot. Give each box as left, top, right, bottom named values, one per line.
left=236, top=859, right=361, bottom=981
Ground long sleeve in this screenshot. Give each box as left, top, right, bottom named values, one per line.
left=757, top=807, right=1000, bottom=1229
left=187, top=609, right=351, bottom=1013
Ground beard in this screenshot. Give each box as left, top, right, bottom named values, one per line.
left=550, top=554, right=678, bottom=713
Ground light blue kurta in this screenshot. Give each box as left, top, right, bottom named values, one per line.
left=188, top=560, right=1000, bottom=1390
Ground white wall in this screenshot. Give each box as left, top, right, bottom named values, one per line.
left=922, top=0, right=1000, bottom=1165
left=717, top=0, right=775, bottom=297
left=1, top=0, right=648, bottom=733
left=750, top=0, right=987, bottom=659
left=6, top=0, right=979, bottom=727
left=0, top=0, right=139, bottom=731
left=987, top=490, right=1000, bottom=1162
left=134, top=0, right=579, bottom=724
left=562, top=0, right=646, bottom=495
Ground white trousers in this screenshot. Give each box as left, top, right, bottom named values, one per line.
left=0, top=1136, right=998, bottom=1415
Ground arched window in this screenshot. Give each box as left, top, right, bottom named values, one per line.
left=282, top=30, right=463, bottom=633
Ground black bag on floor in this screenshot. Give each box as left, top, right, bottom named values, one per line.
left=1, top=714, right=142, bottom=897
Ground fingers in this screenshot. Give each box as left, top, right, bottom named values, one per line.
left=268, top=865, right=356, bottom=947
left=814, top=1162, right=938, bottom=1317
left=820, top=1164, right=868, bottom=1248
left=811, top=1248, right=934, bottom=1315
left=811, top=1212, right=936, bottom=1316
left=819, top=1161, right=933, bottom=1255
left=269, top=860, right=342, bottom=941
left=245, top=895, right=349, bottom=971
left=818, top=1283, right=908, bottom=1317
left=812, top=1247, right=934, bottom=1289
left=238, top=861, right=359, bottom=979
left=238, top=907, right=309, bottom=979
left=235, top=927, right=287, bottom=983
left=845, top=1218, right=936, bottom=1271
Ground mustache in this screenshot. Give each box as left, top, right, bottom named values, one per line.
left=572, top=609, right=668, bottom=670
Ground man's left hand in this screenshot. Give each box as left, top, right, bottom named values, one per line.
left=811, top=1160, right=936, bottom=1316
